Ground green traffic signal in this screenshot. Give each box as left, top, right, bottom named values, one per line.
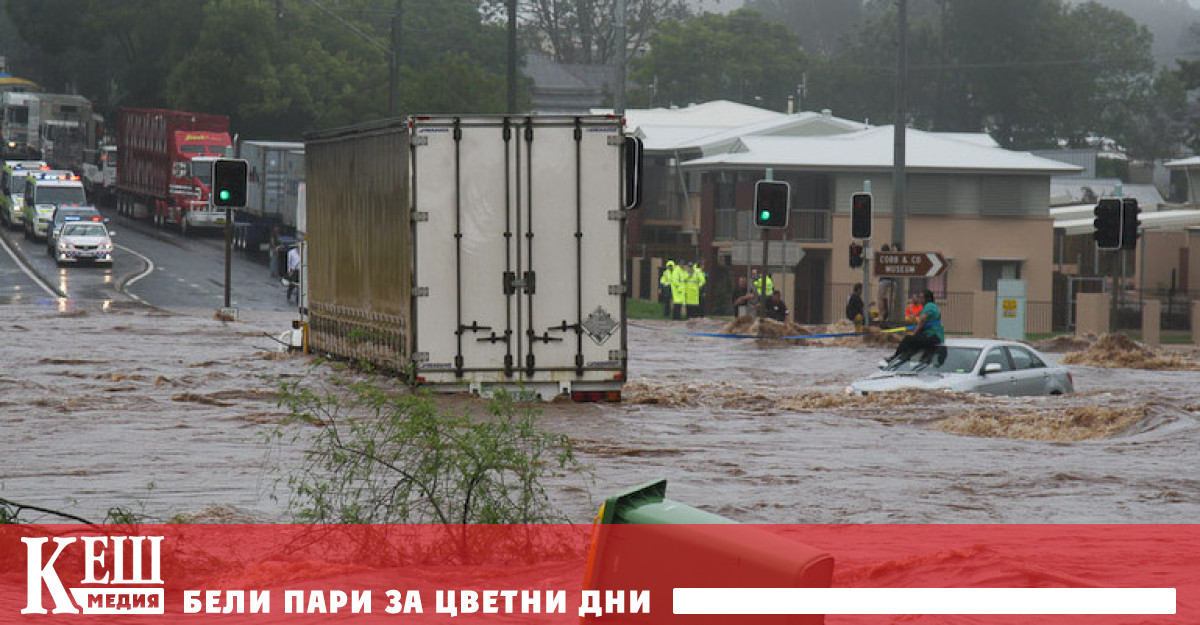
left=212, top=159, right=248, bottom=207
left=753, top=180, right=790, bottom=229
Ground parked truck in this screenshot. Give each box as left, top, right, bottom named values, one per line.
left=114, top=107, right=233, bottom=234
left=232, top=140, right=304, bottom=273
left=1, top=91, right=96, bottom=167
left=304, top=115, right=641, bottom=400
left=82, top=143, right=117, bottom=205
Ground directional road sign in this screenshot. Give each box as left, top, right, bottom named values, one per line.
left=874, top=251, right=947, bottom=278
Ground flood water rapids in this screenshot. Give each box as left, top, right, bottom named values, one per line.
left=3, top=304, right=1197, bottom=525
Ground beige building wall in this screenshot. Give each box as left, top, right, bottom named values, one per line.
left=828, top=214, right=1055, bottom=302
left=1137, top=231, right=1187, bottom=292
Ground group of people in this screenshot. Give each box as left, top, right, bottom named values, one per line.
left=732, top=269, right=788, bottom=322
left=659, top=260, right=708, bottom=320
left=846, top=284, right=944, bottom=365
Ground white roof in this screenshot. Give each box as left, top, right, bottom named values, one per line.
left=633, top=125, right=725, bottom=152
left=605, top=100, right=784, bottom=134
left=685, top=111, right=867, bottom=155
left=1049, top=204, right=1098, bottom=220
left=937, top=133, right=1001, bottom=149
left=1049, top=179, right=1164, bottom=210
left=627, top=106, right=867, bottom=152
left=681, top=126, right=1083, bottom=174
left=1165, top=156, right=1200, bottom=168
left=1055, top=209, right=1200, bottom=235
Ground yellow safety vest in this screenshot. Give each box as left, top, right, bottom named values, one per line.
left=753, top=276, right=774, bottom=296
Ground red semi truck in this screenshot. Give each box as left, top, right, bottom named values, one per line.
left=115, top=107, right=233, bottom=234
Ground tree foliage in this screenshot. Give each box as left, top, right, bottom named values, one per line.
left=742, top=0, right=864, bottom=55
left=4, top=0, right=514, bottom=138
left=804, top=0, right=1162, bottom=155
left=273, top=378, right=580, bottom=525
left=3, top=0, right=1191, bottom=158
left=502, top=0, right=692, bottom=64
left=629, top=9, right=808, bottom=111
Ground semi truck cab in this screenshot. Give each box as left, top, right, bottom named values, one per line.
left=164, top=132, right=232, bottom=233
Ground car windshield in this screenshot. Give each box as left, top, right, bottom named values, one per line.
left=885, top=346, right=981, bottom=374
left=57, top=208, right=97, bottom=221
left=36, top=186, right=86, bottom=205
left=191, top=160, right=213, bottom=185
left=62, top=223, right=106, bottom=237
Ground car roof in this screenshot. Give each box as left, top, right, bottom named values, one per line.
left=942, top=338, right=1039, bottom=350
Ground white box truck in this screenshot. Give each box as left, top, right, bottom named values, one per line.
left=233, top=140, right=305, bottom=259
left=304, top=115, right=641, bottom=400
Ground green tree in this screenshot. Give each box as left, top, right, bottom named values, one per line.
left=629, top=9, right=808, bottom=111
left=808, top=0, right=1161, bottom=152
left=274, top=379, right=580, bottom=525
left=505, top=0, right=692, bottom=64
left=743, top=0, right=864, bottom=55
left=6, top=0, right=516, bottom=139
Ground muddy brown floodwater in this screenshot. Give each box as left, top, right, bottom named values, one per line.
left=3, top=304, right=1198, bottom=525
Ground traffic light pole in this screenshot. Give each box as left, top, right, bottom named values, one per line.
left=862, top=240, right=872, bottom=328
left=758, top=228, right=769, bottom=317
left=224, top=207, right=233, bottom=309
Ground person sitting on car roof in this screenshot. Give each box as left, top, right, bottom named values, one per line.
left=886, top=289, right=943, bottom=364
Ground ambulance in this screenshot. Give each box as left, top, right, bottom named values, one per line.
left=21, top=169, right=86, bottom=240
left=0, top=159, right=48, bottom=228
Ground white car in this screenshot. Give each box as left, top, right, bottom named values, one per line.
left=54, top=222, right=114, bottom=266
left=847, top=338, right=1074, bottom=397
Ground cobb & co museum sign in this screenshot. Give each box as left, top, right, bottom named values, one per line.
left=874, top=251, right=947, bottom=278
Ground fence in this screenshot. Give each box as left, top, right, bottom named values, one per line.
left=714, top=209, right=831, bottom=242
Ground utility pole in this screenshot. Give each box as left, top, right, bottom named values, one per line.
left=507, top=0, right=518, bottom=113
left=614, top=0, right=627, bottom=115
left=891, top=0, right=908, bottom=320
left=390, top=0, right=403, bottom=117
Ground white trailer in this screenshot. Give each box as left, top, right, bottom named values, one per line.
left=305, top=115, right=641, bottom=400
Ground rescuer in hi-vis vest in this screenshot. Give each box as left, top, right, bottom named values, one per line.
left=681, top=261, right=703, bottom=319
left=669, top=261, right=687, bottom=320
left=752, top=268, right=774, bottom=297
left=659, top=260, right=676, bottom=317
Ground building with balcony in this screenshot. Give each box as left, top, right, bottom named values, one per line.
left=621, top=101, right=1083, bottom=334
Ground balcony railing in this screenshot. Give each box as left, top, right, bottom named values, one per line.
left=714, top=209, right=831, bottom=242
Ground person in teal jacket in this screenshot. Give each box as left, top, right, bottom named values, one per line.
left=887, top=289, right=943, bottom=364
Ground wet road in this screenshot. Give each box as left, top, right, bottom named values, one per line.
left=0, top=206, right=296, bottom=313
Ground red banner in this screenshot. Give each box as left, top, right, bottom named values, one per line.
left=0, top=524, right=1194, bottom=623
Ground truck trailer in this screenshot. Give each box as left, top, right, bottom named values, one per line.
left=232, top=140, right=304, bottom=272
left=115, top=107, right=233, bottom=234
left=304, top=115, right=640, bottom=400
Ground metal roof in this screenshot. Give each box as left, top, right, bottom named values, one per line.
left=1055, top=209, right=1200, bottom=235
left=680, top=126, right=1083, bottom=174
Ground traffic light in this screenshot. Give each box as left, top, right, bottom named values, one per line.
left=849, top=242, right=864, bottom=268
left=1120, top=197, right=1140, bottom=251
left=754, top=180, right=790, bottom=229
left=1093, top=198, right=1121, bottom=250
left=851, top=192, right=872, bottom=239
left=212, top=158, right=248, bottom=208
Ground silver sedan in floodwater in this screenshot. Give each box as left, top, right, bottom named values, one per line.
left=846, top=338, right=1074, bottom=397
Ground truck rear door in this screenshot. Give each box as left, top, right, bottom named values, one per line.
left=411, top=116, right=627, bottom=396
